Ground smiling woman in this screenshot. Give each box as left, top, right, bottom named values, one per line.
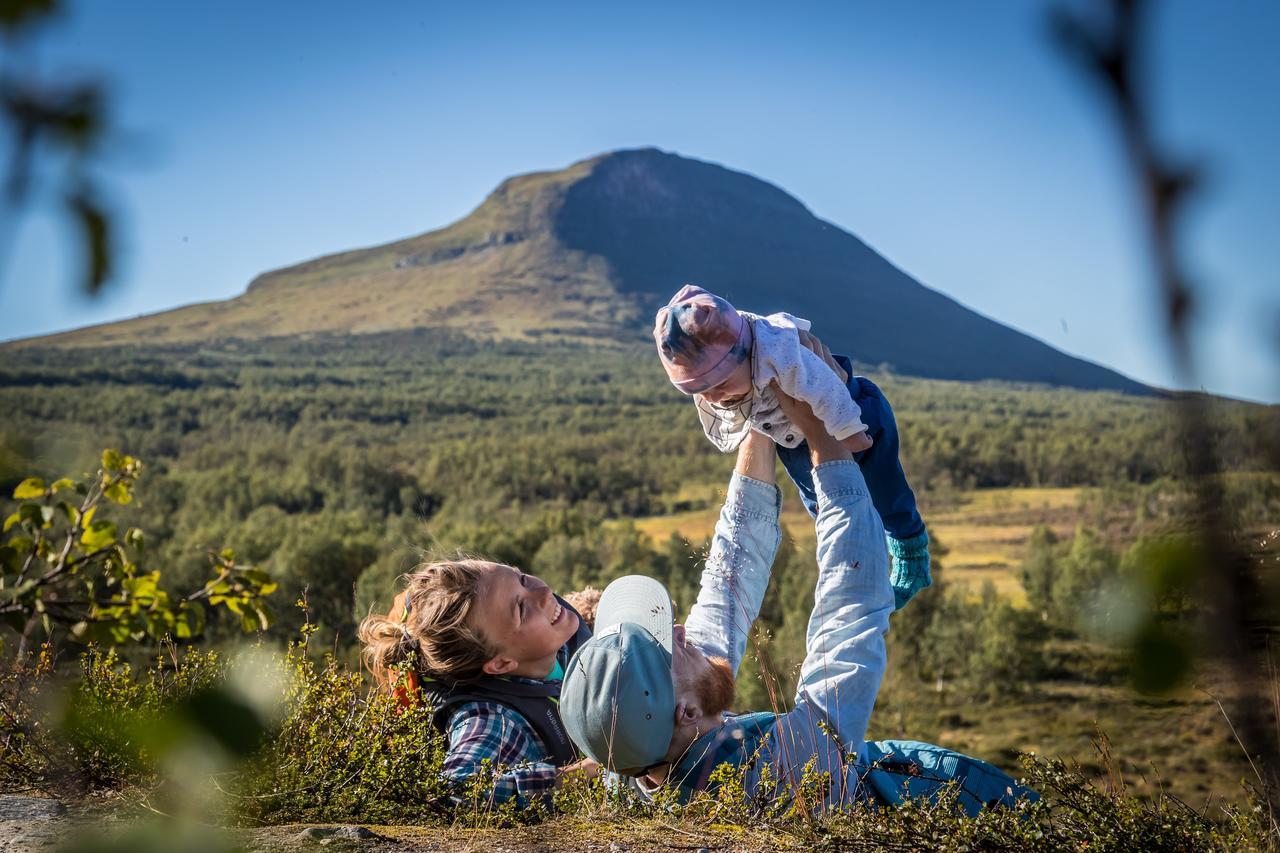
left=356, top=558, right=599, bottom=809
left=467, top=564, right=581, bottom=678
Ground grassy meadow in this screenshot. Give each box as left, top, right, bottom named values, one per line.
left=629, top=485, right=1089, bottom=605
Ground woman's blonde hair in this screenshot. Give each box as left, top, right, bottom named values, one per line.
left=357, top=559, right=497, bottom=687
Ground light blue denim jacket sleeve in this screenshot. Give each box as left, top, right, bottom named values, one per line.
left=684, top=471, right=783, bottom=675
left=752, top=459, right=894, bottom=806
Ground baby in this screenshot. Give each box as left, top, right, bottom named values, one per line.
left=654, top=284, right=931, bottom=610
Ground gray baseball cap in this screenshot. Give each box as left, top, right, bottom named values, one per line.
left=561, top=575, right=676, bottom=773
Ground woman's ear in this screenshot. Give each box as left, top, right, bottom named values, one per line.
left=482, top=655, right=519, bottom=676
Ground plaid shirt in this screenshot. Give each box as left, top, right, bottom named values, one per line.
left=441, top=696, right=559, bottom=809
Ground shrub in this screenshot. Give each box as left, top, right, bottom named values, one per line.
left=0, top=451, right=277, bottom=660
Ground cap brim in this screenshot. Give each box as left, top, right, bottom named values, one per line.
left=593, top=575, right=674, bottom=653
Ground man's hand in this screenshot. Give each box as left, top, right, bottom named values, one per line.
left=558, top=757, right=601, bottom=786
left=770, top=381, right=851, bottom=467
left=796, top=328, right=849, bottom=384
left=842, top=432, right=873, bottom=453
left=795, top=329, right=871, bottom=453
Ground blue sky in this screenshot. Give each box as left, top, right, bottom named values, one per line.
left=3, top=0, right=1277, bottom=402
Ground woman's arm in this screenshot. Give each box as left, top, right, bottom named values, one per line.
left=442, top=702, right=562, bottom=809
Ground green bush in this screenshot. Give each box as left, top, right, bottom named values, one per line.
left=891, top=574, right=1047, bottom=701
left=1, top=451, right=276, bottom=660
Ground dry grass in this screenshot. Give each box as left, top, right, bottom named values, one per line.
left=250, top=820, right=788, bottom=852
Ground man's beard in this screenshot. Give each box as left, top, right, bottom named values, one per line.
left=697, top=655, right=736, bottom=717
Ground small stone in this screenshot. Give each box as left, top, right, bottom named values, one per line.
left=293, top=826, right=335, bottom=842
left=0, top=796, right=66, bottom=822
left=311, top=826, right=385, bottom=846
left=609, top=844, right=629, bottom=853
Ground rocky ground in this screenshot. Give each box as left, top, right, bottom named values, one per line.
left=0, top=796, right=754, bottom=852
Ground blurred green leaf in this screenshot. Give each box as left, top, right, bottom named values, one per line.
left=6, top=534, right=33, bottom=556
left=68, top=188, right=112, bottom=294
left=56, top=500, right=79, bottom=524
left=59, top=822, right=242, bottom=853
left=1130, top=618, right=1192, bottom=694
left=81, top=519, right=117, bottom=550
left=103, top=480, right=132, bottom=504
left=12, top=477, right=44, bottom=498
left=174, top=601, right=205, bottom=639
left=179, top=685, right=267, bottom=758
left=122, top=571, right=159, bottom=602
left=241, top=568, right=272, bottom=586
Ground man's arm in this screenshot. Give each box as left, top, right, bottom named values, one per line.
left=776, top=388, right=894, bottom=759
left=683, top=430, right=782, bottom=675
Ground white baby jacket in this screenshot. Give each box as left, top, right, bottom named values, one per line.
left=695, top=312, right=866, bottom=452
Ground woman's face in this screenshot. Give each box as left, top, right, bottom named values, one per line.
left=472, top=563, right=580, bottom=676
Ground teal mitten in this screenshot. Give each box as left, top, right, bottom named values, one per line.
left=887, top=529, right=932, bottom=611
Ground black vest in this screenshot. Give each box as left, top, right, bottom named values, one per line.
left=423, top=595, right=592, bottom=767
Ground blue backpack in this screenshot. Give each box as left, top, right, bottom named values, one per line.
left=862, top=740, right=1039, bottom=816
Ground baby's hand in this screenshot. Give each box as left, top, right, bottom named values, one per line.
left=842, top=431, right=873, bottom=453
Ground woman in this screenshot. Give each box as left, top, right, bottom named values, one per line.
left=358, top=559, right=600, bottom=808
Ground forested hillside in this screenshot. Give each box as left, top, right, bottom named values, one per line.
left=1, top=332, right=1271, bottom=641
left=2, top=332, right=1276, bottom=809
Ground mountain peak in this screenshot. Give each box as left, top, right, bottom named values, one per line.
left=568, top=147, right=813, bottom=219
left=10, top=150, right=1146, bottom=394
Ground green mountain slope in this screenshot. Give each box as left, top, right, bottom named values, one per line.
left=12, top=148, right=1147, bottom=393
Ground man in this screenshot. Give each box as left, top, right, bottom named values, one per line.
left=561, top=389, right=1035, bottom=813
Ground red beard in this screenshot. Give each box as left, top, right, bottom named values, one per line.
left=698, top=655, right=736, bottom=717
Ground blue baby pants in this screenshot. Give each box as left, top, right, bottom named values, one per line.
left=775, top=361, right=931, bottom=608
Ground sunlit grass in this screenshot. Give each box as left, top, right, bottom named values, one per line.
left=629, top=485, right=1095, bottom=606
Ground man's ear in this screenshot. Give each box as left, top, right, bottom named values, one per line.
left=482, top=655, right=518, bottom=676
left=674, top=699, right=702, bottom=729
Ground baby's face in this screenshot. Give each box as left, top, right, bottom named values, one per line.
left=700, top=361, right=753, bottom=407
